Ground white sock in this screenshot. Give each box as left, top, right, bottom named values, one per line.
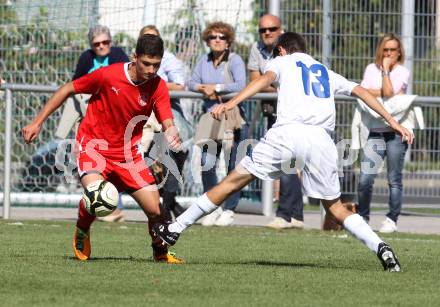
left=343, top=214, right=383, bottom=253
left=169, top=193, right=218, bottom=233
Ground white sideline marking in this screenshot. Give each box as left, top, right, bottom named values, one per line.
left=7, top=222, right=24, bottom=226
left=332, top=234, right=348, bottom=239
left=5, top=222, right=61, bottom=228
left=388, top=237, right=439, bottom=244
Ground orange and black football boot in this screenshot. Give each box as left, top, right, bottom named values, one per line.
left=73, top=226, right=91, bottom=261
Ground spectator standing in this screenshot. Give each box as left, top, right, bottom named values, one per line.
left=189, top=21, right=247, bottom=226
left=356, top=34, right=410, bottom=233
left=248, top=14, right=304, bottom=229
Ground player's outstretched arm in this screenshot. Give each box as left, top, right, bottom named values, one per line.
left=22, top=82, right=75, bottom=144
left=351, top=85, right=414, bottom=144
left=211, top=71, right=276, bottom=120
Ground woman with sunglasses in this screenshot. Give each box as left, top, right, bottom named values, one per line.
left=189, top=21, right=247, bottom=227
left=56, top=25, right=129, bottom=149
left=73, top=25, right=129, bottom=80
left=356, top=34, right=410, bottom=233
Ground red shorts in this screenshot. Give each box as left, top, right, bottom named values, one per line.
left=77, top=148, right=155, bottom=193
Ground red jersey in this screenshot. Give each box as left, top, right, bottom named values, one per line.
left=73, top=62, right=173, bottom=159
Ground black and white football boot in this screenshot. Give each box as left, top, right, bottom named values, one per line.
left=377, top=242, right=401, bottom=272
left=152, top=223, right=180, bottom=246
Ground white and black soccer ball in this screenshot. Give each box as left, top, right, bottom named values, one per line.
left=82, top=180, right=119, bottom=217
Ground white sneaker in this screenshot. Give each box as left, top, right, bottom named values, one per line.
left=379, top=217, right=398, bottom=233
left=201, top=207, right=222, bottom=226
left=290, top=217, right=304, bottom=229
left=266, top=217, right=292, bottom=229
left=214, top=210, right=235, bottom=226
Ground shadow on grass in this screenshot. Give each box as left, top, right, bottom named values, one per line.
left=64, top=255, right=152, bottom=263
left=243, top=260, right=324, bottom=268
left=187, top=258, right=370, bottom=270
left=63, top=257, right=361, bottom=270
left=186, top=259, right=327, bottom=269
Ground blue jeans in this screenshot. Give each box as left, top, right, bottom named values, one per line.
left=200, top=124, right=249, bottom=211
left=276, top=173, right=304, bottom=221
left=357, top=132, right=408, bottom=222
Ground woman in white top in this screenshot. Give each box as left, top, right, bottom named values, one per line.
left=357, top=34, right=410, bottom=233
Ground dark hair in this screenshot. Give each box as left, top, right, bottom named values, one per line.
left=136, top=34, right=164, bottom=58
left=273, top=32, right=306, bottom=57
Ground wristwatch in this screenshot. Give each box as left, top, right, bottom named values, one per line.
left=382, top=71, right=390, bottom=77
left=214, top=83, right=223, bottom=93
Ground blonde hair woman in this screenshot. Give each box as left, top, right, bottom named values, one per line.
left=357, top=33, right=410, bottom=233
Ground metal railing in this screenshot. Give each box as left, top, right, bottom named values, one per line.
left=2, top=83, right=440, bottom=220
left=1, top=84, right=276, bottom=219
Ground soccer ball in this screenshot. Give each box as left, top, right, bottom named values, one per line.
left=82, top=180, right=119, bottom=217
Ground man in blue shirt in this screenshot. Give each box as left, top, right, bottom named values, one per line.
left=248, top=14, right=304, bottom=230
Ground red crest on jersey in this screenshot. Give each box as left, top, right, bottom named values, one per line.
left=138, top=92, right=149, bottom=106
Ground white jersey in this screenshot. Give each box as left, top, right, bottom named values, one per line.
left=264, top=52, right=358, bottom=132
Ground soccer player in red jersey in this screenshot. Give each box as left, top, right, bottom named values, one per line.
left=22, top=34, right=184, bottom=263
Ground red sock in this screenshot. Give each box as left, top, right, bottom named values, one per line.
left=76, top=199, right=96, bottom=231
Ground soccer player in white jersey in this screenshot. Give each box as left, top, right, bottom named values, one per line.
left=153, top=32, right=414, bottom=272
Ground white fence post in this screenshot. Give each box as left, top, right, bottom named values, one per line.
left=402, top=0, right=415, bottom=163
left=260, top=0, right=282, bottom=217
left=320, top=0, right=333, bottom=226
left=322, top=0, right=332, bottom=68
left=142, top=0, right=157, bottom=26
left=402, top=0, right=415, bottom=95
left=3, top=89, right=12, bottom=219
left=269, top=0, right=280, bottom=16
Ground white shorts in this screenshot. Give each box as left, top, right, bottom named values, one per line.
left=240, top=123, right=340, bottom=200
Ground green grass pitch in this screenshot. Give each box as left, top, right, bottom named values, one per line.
left=1, top=220, right=439, bottom=307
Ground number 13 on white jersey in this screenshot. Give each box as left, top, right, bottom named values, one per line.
left=296, top=61, right=330, bottom=99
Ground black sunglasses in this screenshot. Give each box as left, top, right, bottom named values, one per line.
left=383, top=48, right=398, bottom=52
left=258, top=26, right=279, bottom=34
left=208, top=35, right=227, bottom=41
left=92, top=40, right=111, bottom=48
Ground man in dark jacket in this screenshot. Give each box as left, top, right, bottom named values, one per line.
left=72, top=25, right=129, bottom=80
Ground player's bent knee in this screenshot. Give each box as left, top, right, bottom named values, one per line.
left=327, top=203, right=353, bottom=222
left=226, top=169, right=254, bottom=186
left=144, top=203, right=161, bottom=217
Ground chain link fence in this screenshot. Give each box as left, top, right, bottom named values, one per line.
left=1, top=1, right=439, bottom=91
